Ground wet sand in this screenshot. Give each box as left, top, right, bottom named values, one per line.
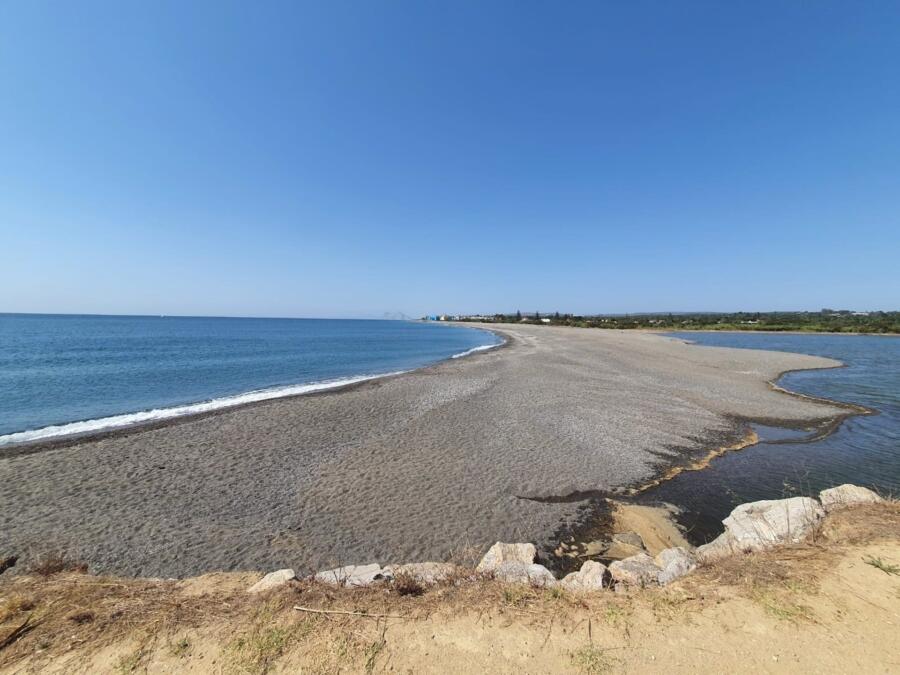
left=0, top=324, right=851, bottom=577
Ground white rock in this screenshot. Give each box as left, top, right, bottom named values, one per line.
left=696, top=536, right=735, bottom=562
left=314, top=563, right=391, bottom=587
left=390, top=562, right=455, bottom=585
left=560, top=560, right=608, bottom=591
left=492, top=561, right=557, bottom=587
left=608, top=553, right=661, bottom=587
left=697, top=497, right=825, bottom=562
left=654, top=547, right=697, bottom=585
left=476, top=542, right=537, bottom=573
left=819, top=484, right=883, bottom=513
left=247, top=568, right=296, bottom=593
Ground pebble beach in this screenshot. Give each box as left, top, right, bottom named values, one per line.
left=0, top=324, right=851, bottom=577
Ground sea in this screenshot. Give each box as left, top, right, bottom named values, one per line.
left=0, top=314, right=501, bottom=446
left=642, top=331, right=900, bottom=543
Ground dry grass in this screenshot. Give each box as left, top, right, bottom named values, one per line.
left=391, top=571, right=426, bottom=597
left=1, top=502, right=898, bottom=673
left=26, top=551, right=88, bottom=577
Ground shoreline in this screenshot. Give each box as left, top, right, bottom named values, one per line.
left=0, top=328, right=508, bottom=458
left=0, top=324, right=856, bottom=578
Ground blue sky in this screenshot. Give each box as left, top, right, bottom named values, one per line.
left=1, top=1, right=898, bottom=317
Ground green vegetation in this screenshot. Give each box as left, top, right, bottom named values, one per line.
left=863, top=555, right=900, bottom=576
left=450, top=309, right=900, bottom=333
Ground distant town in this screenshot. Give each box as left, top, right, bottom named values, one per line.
left=423, top=309, right=900, bottom=333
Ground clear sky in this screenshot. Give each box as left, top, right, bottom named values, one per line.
left=1, top=1, right=898, bottom=318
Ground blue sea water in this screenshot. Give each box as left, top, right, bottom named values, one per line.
left=644, top=332, right=900, bottom=543
left=0, top=314, right=501, bottom=445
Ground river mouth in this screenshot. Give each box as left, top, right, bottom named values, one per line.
left=632, top=332, right=900, bottom=546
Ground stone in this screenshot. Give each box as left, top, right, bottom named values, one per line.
left=602, top=531, right=648, bottom=560
left=476, top=542, right=537, bottom=573
left=492, top=561, right=557, bottom=587
left=612, top=532, right=645, bottom=549
left=697, top=497, right=825, bottom=562
left=314, top=563, right=392, bottom=587
left=247, top=568, right=296, bottom=593
left=560, top=560, right=608, bottom=591
left=654, top=547, right=697, bottom=585
left=819, top=484, right=883, bottom=513
left=390, top=562, right=455, bottom=585
left=696, top=536, right=735, bottom=562
left=608, top=553, right=661, bottom=587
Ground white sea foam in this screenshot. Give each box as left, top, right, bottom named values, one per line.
left=0, top=335, right=503, bottom=448
left=451, top=340, right=503, bottom=359
left=0, top=372, right=405, bottom=448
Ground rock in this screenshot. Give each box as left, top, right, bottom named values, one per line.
left=476, top=542, right=537, bottom=573
left=819, top=484, right=883, bottom=513
left=654, top=547, right=697, bottom=585
left=247, top=568, right=296, bottom=593
left=697, top=497, right=825, bottom=562
left=314, top=563, right=392, bottom=587
left=390, top=562, right=455, bottom=585
left=492, top=561, right=557, bottom=587
left=603, top=531, right=648, bottom=560
left=612, top=532, right=645, bottom=549
left=560, top=560, right=608, bottom=591
left=696, top=536, right=735, bottom=562
left=608, top=553, right=661, bottom=587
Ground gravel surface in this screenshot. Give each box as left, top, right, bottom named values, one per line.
left=0, top=324, right=849, bottom=577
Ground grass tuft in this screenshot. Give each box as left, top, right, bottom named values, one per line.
left=570, top=645, right=614, bottom=673
left=27, top=551, right=88, bottom=577
left=392, top=572, right=425, bottom=597
left=863, top=556, right=900, bottom=576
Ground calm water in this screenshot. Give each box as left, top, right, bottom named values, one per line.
left=643, top=332, right=900, bottom=543
left=0, top=314, right=500, bottom=445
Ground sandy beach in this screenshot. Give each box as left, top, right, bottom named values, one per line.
left=0, top=324, right=852, bottom=578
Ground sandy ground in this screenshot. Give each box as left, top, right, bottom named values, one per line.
left=0, top=324, right=850, bottom=578
left=2, top=503, right=898, bottom=674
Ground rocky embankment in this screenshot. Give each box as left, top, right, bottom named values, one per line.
left=246, top=483, right=884, bottom=595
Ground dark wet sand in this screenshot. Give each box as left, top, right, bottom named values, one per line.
left=0, top=324, right=851, bottom=577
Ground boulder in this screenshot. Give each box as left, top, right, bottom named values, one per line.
left=608, top=553, right=661, bottom=587
left=314, top=563, right=392, bottom=587
left=697, top=497, right=825, bottom=562
left=390, top=562, right=455, bottom=585
left=560, top=560, right=608, bottom=591
left=612, top=532, right=645, bottom=549
left=476, top=542, right=536, bottom=573
left=604, top=532, right=647, bottom=560
left=492, top=561, right=557, bottom=587
left=819, top=484, right=883, bottom=513
left=654, top=547, right=697, bottom=585
left=247, top=568, right=296, bottom=594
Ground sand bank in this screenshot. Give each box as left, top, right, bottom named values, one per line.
left=0, top=324, right=852, bottom=577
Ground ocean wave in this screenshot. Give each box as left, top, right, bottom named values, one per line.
left=451, top=341, right=503, bottom=359
left=0, top=372, right=406, bottom=447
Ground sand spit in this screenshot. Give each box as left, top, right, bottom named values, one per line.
left=0, top=324, right=851, bottom=577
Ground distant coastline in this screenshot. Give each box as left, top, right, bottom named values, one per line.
left=443, top=309, right=900, bottom=334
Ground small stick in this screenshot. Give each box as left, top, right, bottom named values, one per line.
left=294, top=606, right=407, bottom=619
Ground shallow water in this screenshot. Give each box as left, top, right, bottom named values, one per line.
left=643, top=332, right=900, bottom=543
left=0, top=314, right=500, bottom=444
